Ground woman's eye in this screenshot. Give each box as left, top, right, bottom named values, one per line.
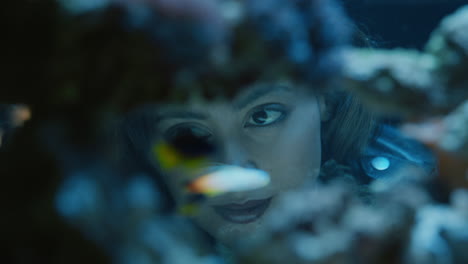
left=245, top=104, right=286, bottom=127
left=163, top=124, right=215, bottom=156
left=165, top=125, right=212, bottom=143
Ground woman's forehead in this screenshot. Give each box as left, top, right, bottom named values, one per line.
left=232, top=83, right=293, bottom=108
left=161, top=82, right=312, bottom=111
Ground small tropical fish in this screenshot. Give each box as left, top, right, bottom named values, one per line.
left=176, top=193, right=207, bottom=216
left=153, top=142, right=206, bottom=171
left=186, top=165, right=271, bottom=196
left=178, top=203, right=200, bottom=216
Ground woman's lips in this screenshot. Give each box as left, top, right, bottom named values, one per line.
left=213, top=197, right=272, bottom=224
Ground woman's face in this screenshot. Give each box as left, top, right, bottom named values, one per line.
left=155, top=83, right=324, bottom=245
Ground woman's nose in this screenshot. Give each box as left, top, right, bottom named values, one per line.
left=219, top=141, right=257, bottom=169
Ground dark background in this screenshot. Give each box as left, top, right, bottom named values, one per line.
left=345, top=0, right=468, bottom=49
left=1, top=0, right=467, bottom=263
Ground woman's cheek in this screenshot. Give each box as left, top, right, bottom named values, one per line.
left=160, top=171, right=189, bottom=206
left=271, top=113, right=321, bottom=187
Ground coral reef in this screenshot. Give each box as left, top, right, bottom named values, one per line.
left=342, top=6, right=468, bottom=117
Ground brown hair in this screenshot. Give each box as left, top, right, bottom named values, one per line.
left=320, top=89, right=376, bottom=164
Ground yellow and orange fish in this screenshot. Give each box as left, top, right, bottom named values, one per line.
left=186, top=165, right=271, bottom=196
left=153, top=142, right=207, bottom=171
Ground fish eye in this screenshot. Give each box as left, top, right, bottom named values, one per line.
left=361, top=155, right=409, bottom=180
left=371, top=156, right=391, bottom=171
left=245, top=103, right=287, bottom=127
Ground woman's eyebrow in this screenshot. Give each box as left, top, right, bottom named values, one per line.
left=233, top=85, right=291, bottom=109
left=158, top=111, right=207, bottom=121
